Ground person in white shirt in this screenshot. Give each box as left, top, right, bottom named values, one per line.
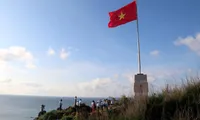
left=96, top=101, right=99, bottom=109
left=76, top=101, right=79, bottom=106
left=101, top=100, right=104, bottom=107
left=111, top=100, right=113, bottom=105
left=79, top=99, right=82, bottom=106
left=91, top=100, right=96, bottom=112
left=91, top=101, right=94, bottom=107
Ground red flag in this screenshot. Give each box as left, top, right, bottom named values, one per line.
left=108, top=1, right=137, bottom=28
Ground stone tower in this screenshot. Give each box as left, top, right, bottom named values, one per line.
left=134, top=73, right=148, bottom=99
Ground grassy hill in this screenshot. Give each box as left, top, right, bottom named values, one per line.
left=36, top=76, right=200, bottom=120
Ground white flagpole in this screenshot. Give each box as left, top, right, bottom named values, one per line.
left=135, top=0, right=142, bottom=74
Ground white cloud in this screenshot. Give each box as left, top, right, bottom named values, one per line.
left=60, top=48, right=70, bottom=60
left=47, top=47, right=55, bottom=56
left=113, top=74, right=119, bottom=79
left=23, top=82, right=43, bottom=88
left=0, top=67, right=189, bottom=97
left=26, top=62, right=36, bottom=69
left=123, top=73, right=157, bottom=85
left=150, top=50, right=160, bottom=56
left=0, top=77, right=130, bottom=97
left=123, top=67, right=187, bottom=92
left=0, top=79, right=12, bottom=83
left=0, top=58, right=192, bottom=97
left=0, top=46, right=36, bottom=69
left=47, top=77, right=131, bottom=97
left=0, top=82, right=41, bottom=95
left=75, top=78, right=131, bottom=97
left=174, top=33, right=200, bottom=55
left=31, top=66, right=188, bottom=97
left=77, top=78, right=112, bottom=91
left=0, top=61, right=7, bottom=68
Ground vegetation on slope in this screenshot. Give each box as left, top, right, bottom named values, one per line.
left=36, top=76, right=200, bottom=120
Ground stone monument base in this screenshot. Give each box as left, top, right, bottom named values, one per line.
left=134, top=73, right=148, bottom=99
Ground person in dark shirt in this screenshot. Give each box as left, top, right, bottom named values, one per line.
left=59, top=99, right=63, bottom=110
left=38, top=104, right=46, bottom=117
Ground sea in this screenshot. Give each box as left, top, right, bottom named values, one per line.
left=0, top=95, right=104, bottom=120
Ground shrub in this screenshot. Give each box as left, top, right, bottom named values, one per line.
left=61, top=115, right=74, bottom=120
left=38, top=110, right=64, bottom=120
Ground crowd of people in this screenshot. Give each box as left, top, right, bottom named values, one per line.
left=90, top=99, right=113, bottom=112
left=74, top=96, right=114, bottom=113
left=38, top=96, right=114, bottom=117
left=74, top=96, right=114, bottom=111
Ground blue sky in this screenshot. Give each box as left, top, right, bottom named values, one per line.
left=0, top=0, right=200, bottom=97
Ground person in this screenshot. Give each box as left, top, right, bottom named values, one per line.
left=96, top=101, right=100, bottom=111
left=76, top=101, right=79, bottom=106
left=38, top=104, right=46, bottom=117
left=103, top=99, right=108, bottom=111
left=100, top=100, right=103, bottom=110
left=74, top=96, right=77, bottom=107
left=107, top=99, right=110, bottom=106
left=74, top=96, right=78, bottom=112
left=91, top=100, right=96, bottom=112
left=91, top=100, right=94, bottom=107
left=104, top=99, right=108, bottom=109
left=59, top=99, right=63, bottom=110
left=79, top=99, right=82, bottom=106
left=41, top=104, right=45, bottom=112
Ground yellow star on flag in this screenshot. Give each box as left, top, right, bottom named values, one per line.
left=118, top=12, right=126, bottom=20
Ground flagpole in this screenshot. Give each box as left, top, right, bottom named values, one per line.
left=135, top=0, right=142, bottom=74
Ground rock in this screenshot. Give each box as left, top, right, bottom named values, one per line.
left=38, top=111, right=46, bottom=117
